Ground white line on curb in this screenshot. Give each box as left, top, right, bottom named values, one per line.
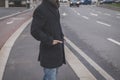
left=65, top=37, right=115, bottom=80
left=65, top=46, right=97, bottom=80
left=96, top=21, right=111, bottom=27
left=107, top=38, right=120, bottom=46
left=0, top=18, right=32, bottom=80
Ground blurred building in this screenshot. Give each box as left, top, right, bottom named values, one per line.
left=0, top=0, right=40, bottom=8
left=0, top=0, right=5, bottom=7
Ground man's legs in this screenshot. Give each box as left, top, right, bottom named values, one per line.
left=43, top=68, right=58, bottom=80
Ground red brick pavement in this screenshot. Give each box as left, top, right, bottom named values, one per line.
left=0, top=10, right=33, bottom=49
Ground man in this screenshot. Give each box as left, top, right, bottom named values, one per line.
left=30, top=0, right=66, bottom=80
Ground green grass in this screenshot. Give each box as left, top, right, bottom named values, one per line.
left=110, top=3, right=120, bottom=7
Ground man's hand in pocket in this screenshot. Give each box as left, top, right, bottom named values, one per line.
left=52, top=40, right=62, bottom=45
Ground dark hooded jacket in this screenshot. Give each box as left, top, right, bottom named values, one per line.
left=31, top=0, right=66, bottom=68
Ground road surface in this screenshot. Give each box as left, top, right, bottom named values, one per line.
left=60, top=3, right=120, bottom=80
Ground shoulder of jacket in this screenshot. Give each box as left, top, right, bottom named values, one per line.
left=35, top=4, right=47, bottom=14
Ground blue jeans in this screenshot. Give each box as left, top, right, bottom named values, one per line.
left=43, top=68, right=58, bottom=80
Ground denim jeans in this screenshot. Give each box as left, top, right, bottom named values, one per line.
left=43, top=68, right=58, bottom=80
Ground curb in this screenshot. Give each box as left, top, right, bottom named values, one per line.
left=0, top=7, right=33, bottom=21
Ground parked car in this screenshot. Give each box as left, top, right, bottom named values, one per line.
left=9, top=0, right=26, bottom=6
left=80, top=0, right=92, bottom=5
left=69, top=0, right=80, bottom=7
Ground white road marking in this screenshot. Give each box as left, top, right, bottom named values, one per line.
left=73, top=9, right=77, bottom=13
left=71, top=9, right=81, bottom=16
left=6, top=21, right=14, bottom=24
left=65, top=46, right=97, bottom=80
left=77, top=12, right=81, bottom=15
left=104, top=13, right=111, bottom=16
left=0, top=18, right=32, bottom=80
left=108, top=38, right=120, bottom=46
left=12, top=17, right=25, bottom=20
left=65, top=37, right=115, bottom=80
left=96, top=21, right=111, bottom=27
left=90, top=12, right=98, bottom=16
left=6, top=17, right=25, bottom=24
left=0, top=8, right=33, bottom=20
left=82, top=16, right=89, bottom=20
left=62, top=12, right=67, bottom=16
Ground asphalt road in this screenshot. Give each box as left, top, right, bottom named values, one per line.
left=0, top=9, right=33, bottom=49
left=1, top=3, right=120, bottom=80
left=0, top=7, right=27, bottom=18
left=59, top=3, right=120, bottom=80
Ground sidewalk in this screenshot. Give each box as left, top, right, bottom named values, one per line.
left=1, top=23, right=79, bottom=80
left=0, top=7, right=28, bottom=18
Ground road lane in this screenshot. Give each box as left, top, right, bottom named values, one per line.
left=73, top=6, right=120, bottom=29
left=65, top=37, right=114, bottom=80
left=59, top=3, right=120, bottom=79
left=0, top=10, right=33, bottom=49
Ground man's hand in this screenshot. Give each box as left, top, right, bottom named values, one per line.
left=52, top=40, right=62, bottom=45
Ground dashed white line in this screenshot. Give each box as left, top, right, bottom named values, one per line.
left=71, top=9, right=76, bottom=14
left=62, top=12, right=67, bottom=16
left=6, top=21, right=14, bottom=24
left=73, top=10, right=77, bottom=13
left=71, top=9, right=81, bottom=16
left=12, top=17, right=25, bottom=20
left=77, top=12, right=81, bottom=15
left=108, top=38, right=120, bottom=46
left=65, top=37, right=115, bottom=80
left=82, top=16, right=89, bottom=20
left=96, top=21, right=111, bottom=27
left=90, top=12, right=98, bottom=16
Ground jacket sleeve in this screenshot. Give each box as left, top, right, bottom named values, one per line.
left=31, top=9, right=53, bottom=46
